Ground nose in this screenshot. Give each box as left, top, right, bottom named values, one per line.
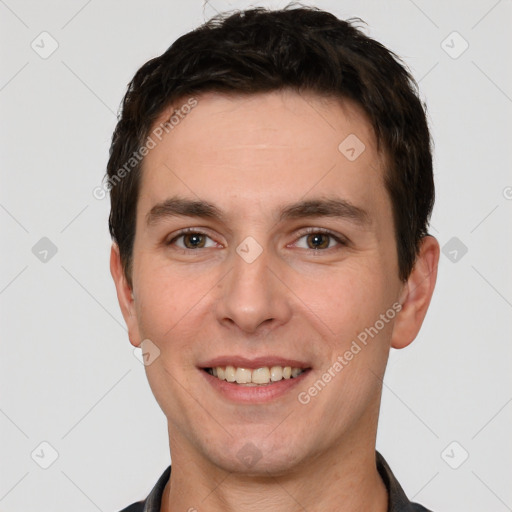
left=215, top=241, right=293, bottom=335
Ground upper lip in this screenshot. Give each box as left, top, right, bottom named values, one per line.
left=199, top=356, right=311, bottom=370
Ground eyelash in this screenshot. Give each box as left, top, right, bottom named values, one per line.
left=166, top=227, right=348, bottom=252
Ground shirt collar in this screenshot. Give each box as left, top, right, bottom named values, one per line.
left=142, top=465, right=170, bottom=512
left=375, top=451, right=431, bottom=511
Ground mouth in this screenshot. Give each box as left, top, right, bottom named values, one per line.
left=198, top=357, right=312, bottom=402
left=202, top=365, right=308, bottom=386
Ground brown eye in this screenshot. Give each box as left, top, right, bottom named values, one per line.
left=182, top=233, right=206, bottom=249
left=167, top=230, right=217, bottom=250
left=306, top=233, right=330, bottom=249
left=293, top=230, right=347, bottom=251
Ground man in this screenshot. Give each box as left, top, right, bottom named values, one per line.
left=108, top=6, right=439, bottom=511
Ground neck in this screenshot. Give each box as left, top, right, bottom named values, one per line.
left=161, top=433, right=388, bottom=512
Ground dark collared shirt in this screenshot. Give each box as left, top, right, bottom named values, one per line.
left=119, top=451, right=432, bottom=512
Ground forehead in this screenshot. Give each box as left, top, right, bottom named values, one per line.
left=137, top=90, right=388, bottom=222
left=152, top=90, right=377, bottom=155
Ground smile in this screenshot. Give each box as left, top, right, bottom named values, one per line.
left=204, top=365, right=306, bottom=386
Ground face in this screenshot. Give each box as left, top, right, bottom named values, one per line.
left=111, top=90, right=436, bottom=475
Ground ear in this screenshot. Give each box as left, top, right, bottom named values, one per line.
left=110, top=243, right=142, bottom=347
left=391, top=235, right=440, bottom=349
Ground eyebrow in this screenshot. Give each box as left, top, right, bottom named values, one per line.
left=146, top=196, right=370, bottom=227
left=146, top=197, right=224, bottom=226
left=279, top=198, right=369, bottom=226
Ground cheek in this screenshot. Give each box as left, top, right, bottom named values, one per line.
left=132, top=257, right=205, bottom=341
left=301, top=259, right=392, bottom=340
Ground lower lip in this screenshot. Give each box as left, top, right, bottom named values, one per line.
left=200, top=369, right=311, bottom=403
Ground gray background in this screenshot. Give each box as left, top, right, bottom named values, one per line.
left=1, top=0, right=511, bottom=511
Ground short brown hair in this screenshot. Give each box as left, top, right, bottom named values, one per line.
left=107, top=5, right=434, bottom=287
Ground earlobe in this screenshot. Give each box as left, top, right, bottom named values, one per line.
left=391, top=236, right=440, bottom=349
left=109, top=243, right=142, bottom=347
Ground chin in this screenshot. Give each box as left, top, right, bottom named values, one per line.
left=202, top=434, right=310, bottom=476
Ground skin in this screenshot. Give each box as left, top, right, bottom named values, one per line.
left=110, top=89, right=439, bottom=512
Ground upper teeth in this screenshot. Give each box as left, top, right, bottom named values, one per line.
left=208, top=366, right=304, bottom=385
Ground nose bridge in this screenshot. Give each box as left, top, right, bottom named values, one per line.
left=217, top=237, right=291, bottom=333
